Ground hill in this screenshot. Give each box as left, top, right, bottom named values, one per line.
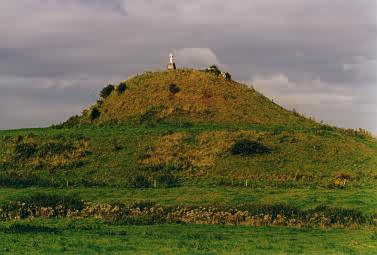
left=78, top=69, right=317, bottom=127
left=0, top=68, right=377, bottom=253
left=0, top=68, right=375, bottom=189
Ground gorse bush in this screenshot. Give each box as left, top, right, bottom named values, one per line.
left=0, top=197, right=370, bottom=227
left=38, top=142, right=74, bottom=156
left=308, top=205, right=366, bottom=224
left=14, top=143, right=37, bottom=160
left=0, top=173, right=53, bottom=188
left=89, top=107, right=101, bottom=121
left=224, top=72, right=231, bottom=80
left=117, top=82, right=127, bottom=93
left=206, top=65, right=221, bottom=76
left=231, top=139, right=270, bottom=155
left=100, top=84, right=115, bottom=98
left=168, top=84, right=180, bottom=94
left=19, top=193, right=85, bottom=211
left=0, top=223, right=59, bottom=234
left=52, top=115, right=80, bottom=129
left=156, top=172, right=181, bottom=188
left=130, top=174, right=151, bottom=188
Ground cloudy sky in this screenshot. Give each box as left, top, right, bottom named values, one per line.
left=0, top=0, right=376, bottom=133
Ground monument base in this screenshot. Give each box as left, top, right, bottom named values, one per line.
left=167, top=63, right=176, bottom=70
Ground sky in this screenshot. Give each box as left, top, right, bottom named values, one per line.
left=0, top=0, right=376, bottom=133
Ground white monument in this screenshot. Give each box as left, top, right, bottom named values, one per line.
left=167, top=53, right=176, bottom=70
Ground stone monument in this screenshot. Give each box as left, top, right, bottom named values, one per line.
left=167, top=53, right=176, bottom=70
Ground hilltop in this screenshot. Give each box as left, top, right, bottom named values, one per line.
left=75, top=69, right=317, bottom=128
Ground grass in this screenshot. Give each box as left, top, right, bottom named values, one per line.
left=80, top=69, right=316, bottom=127
left=0, top=219, right=375, bottom=254
left=0, top=123, right=375, bottom=188
left=0, top=186, right=376, bottom=214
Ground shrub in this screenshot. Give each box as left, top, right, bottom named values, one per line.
left=156, top=172, right=181, bottom=188
left=308, top=205, right=366, bottom=224
left=0, top=173, right=53, bottom=188
left=231, top=139, right=270, bottom=155
left=224, top=72, right=231, bottom=80
left=89, top=107, right=101, bottom=121
left=130, top=175, right=151, bottom=188
left=38, top=142, right=73, bottom=157
left=14, top=143, right=37, bottom=160
left=117, top=82, right=127, bottom=93
left=100, top=84, right=115, bottom=98
left=1, top=223, right=60, bottom=234
left=168, top=84, right=180, bottom=94
left=52, top=115, right=81, bottom=129
left=206, top=65, right=221, bottom=76
left=19, top=193, right=85, bottom=211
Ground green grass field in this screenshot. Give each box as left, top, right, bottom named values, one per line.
left=0, top=219, right=376, bottom=255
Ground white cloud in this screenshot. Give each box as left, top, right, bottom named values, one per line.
left=251, top=73, right=377, bottom=133
left=172, top=48, right=220, bottom=68
left=252, top=74, right=354, bottom=106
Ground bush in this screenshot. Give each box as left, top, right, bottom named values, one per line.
left=168, top=84, right=180, bottom=94
left=1, top=223, right=60, bottom=234
left=130, top=175, right=151, bottom=188
left=117, top=82, right=127, bottom=93
left=207, top=65, right=221, bottom=76
left=52, top=115, right=81, bottom=129
left=0, top=173, right=53, bottom=188
left=14, top=143, right=37, bottom=160
left=19, top=193, right=85, bottom=211
left=156, top=172, right=181, bottom=188
left=231, top=140, right=270, bottom=155
left=308, top=205, right=366, bottom=224
left=89, top=107, right=101, bottom=121
left=38, top=142, right=73, bottom=157
left=100, top=84, right=115, bottom=98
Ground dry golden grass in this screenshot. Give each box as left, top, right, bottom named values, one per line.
left=84, top=69, right=316, bottom=127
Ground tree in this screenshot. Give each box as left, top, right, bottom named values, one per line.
left=168, top=84, right=180, bottom=94
left=117, top=82, right=127, bottom=94
left=89, top=107, right=101, bottom=121
left=207, top=65, right=221, bottom=76
left=231, top=140, right=270, bottom=155
left=100, top=84, right=115, bottom=98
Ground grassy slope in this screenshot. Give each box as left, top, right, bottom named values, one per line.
left=86, top=69, right=316, bottom=127
left=0, top=124, right=376, bottom=187
left=2, top=70, right=375, bottom=186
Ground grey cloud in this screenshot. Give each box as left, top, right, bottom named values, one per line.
left=0, top=0, right=376, bottom=132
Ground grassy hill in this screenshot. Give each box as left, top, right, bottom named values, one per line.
left=0, top=68, right=377, bottom=254
left=0, top=68, right=376, bottom=188
left=79, top=69, right=316, bottom=127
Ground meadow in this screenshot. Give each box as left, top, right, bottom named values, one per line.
left=0, top=219, right=376, bottom=255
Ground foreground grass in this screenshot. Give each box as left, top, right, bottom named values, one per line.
left=0, top=186, right=376, bottom=214
left=0, top=219, right=376, bottom=255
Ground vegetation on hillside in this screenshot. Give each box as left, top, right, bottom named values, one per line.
left=0, top=67, right=376, bottom=254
